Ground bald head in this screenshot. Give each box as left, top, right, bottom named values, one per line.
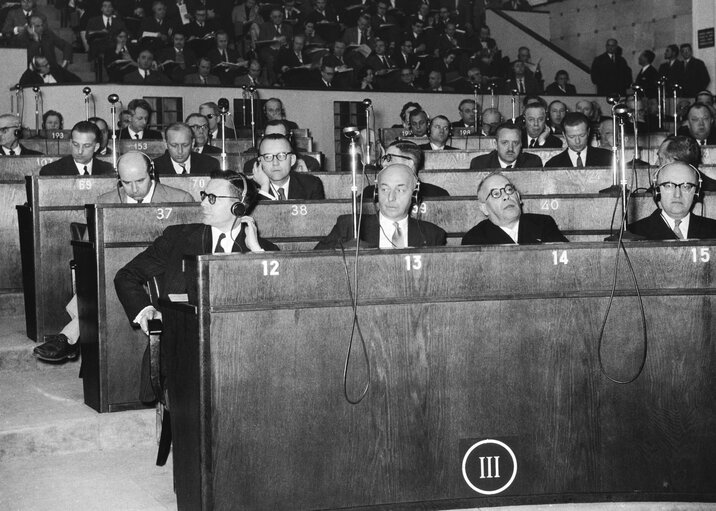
left=117, top=151, right=153, bottom=201
left=376, top=163, right=417, bottom=221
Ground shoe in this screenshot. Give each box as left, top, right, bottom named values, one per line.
left=33, top=334, right=79, bottom=362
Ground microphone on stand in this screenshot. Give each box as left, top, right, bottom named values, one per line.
left=217, top=98, right=230, bottom=171
left=247, top=86, right=258, bottom=151
left=107, top=93, right=120, bottom=172
left=83, top=87, right=92, bottom=120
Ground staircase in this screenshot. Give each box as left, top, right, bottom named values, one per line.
left=39, top=0, right=96, bottom=82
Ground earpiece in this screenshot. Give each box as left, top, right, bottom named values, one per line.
left=14, top=128, right=22, bottom=139
left=227, top=173, right=249, bottom=216
left=651, top=162, right=703, bottom=205
left=115, top=151, right=156, bottom=186
left=372, top=168, right=421, bottom=205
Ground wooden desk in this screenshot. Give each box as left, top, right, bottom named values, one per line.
left=163, top=243, right=716, bottom=510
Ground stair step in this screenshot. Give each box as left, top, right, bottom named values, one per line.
left=0, top=291, right=24, bottom=318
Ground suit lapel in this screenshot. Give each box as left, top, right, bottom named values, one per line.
left=360, top=215, right=380, bottom=247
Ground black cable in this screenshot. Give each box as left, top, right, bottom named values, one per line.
left=597, top=187, right=649, bottom=384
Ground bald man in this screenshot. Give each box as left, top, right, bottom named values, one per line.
left=628, top=161, right=716, bottom=240
left=315, top=164, right=446, bottom=249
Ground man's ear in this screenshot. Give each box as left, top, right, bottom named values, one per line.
left=478, top=200, right=488, bottom=217
left=289, top=153, right=296, bottom=167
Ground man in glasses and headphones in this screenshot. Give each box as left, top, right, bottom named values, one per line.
left=251, top=133, right=325, bottom=200
left=462, top=172, right=568, bottom=245
left=315, top=163, right=446, bottom=250
left=628, top=161, right=716, bottom=240
left=0, top=113, right=42, bottom=155
left=33, top=151, right=194, bottom=362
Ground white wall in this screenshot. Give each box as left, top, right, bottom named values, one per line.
left=692, top=0, right=716, bottom=93
left=0, top=49, right=31, bottom=114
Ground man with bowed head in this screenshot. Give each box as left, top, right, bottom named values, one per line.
left=315, top=164, right=446, bottom=250
left=470, top=121, right=542, bottom=169
left=462, top=172, right=568, bottom=245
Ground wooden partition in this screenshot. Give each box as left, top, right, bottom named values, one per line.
left=164, top=243, right=716, bottom=510
left=73, top=203, right=203, bottom=412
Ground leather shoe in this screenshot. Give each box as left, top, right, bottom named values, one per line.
left=33, top=334, right=79, bottom=362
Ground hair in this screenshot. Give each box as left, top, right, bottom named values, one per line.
left=522, top=95, right=547, bottom=108
left=215, top=29, right=229, bottom=40
left=185, top=112, right=209, bottom=124
left=641, top=50, right=655, bottom=63
left=686, top=102, right=713, bottom=119
left=128, top=98, right=153, bottom=115
left=458, top=99, right=476, bottom=110
left=400, top=102, right=421, bottom=122
left=660, top=135, right=701, bottom=168
left=524, top=102, right=546, bottom=115
left=71, top=121, right=101, bottom=143
left=199, top=101, right=219, bottom=116
left=476, top=171, right=510, bottom=199
left=561, top=111, right=589, bottom=131
left=481, top=107, right=502, bottom=122
left=554, top=69, right=569, bottom=80
left=163, top=122, right=193, bottom=141
left=264, top=97, right=285, bottom=117
left=42, top=110, right=63, bottom=130
left=88, top=116, right=108, bottom=129
left=265, top=119, right=290, bottom=134
left=680, top=43, right=693, bottom=51
left=409, top=109, right=428, bottom=122
left=494, top=120, right=522, bottom=139
left=209, top=169, right=258, bottom=213
left=387, top=140, right=423, bottom=170
left=258, top=132, right=291, bottom=152
left=429, top=115, right=450, bottom=129
left=549, top=100, right=567, bottom=112
left=197, top=56, right=211, bottom=67
left=666, top=43, right=679, bottom=55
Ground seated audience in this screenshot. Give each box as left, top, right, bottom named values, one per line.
left=153, top=122, right=221, bottom=176
left=235, top=59, right=267, bottom=87
left=452, top=99, right=479, bottom=133
left=315, top=164, right=447, bottom=250
left=104, top=29, right=136, bottom=82
left=18, top=15, right=72, bottom=68
left=462, top=172, right=568, bottom=245
left=0, top=113, right=42, bottom=155
left=545, top=113, right=611, bottom=168
left=655, top=135, right=716, bottom=191
left=200, top=102, right=237, bottom=141
left=42, top=110, right=63, bottom=131
left=39, top=121, right=114, bottom=176
left=123, top=48, right=172, bottom=84
left=470, top=121, right=542, bottom=169
left=419, top=116, right=457, bottom=151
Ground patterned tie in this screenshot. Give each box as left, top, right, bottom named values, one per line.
left=391, top=222, right=403, bottom=248
left=214, top=233, right=226, bottom=253
left=134, top=133, right=140, bottom=139
left=277, top=188, right=286, bottom=200
left=673, top=219, right=684, bottom=239
left=576, top=151, right=584, bottom=168
left=9, top=149, right=15, bottom=155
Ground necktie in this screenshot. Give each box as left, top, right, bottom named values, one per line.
left=277, top=188, right=286, bottom=200
left=82, top=165, right=88, bottom=175
left=134, top=133, right=140, bottom=139
left=9, top=149, right=15, bottom=155
left=179, top=163, right=187, bottom=174
left=380, top=56, right=386, bottom=67
left=391, top=222, right=403, bottom=248
left=700, top=139, right=706, bottom=146
left=214, top=233, right=226, bottom=253
left=529, top=139, right=536, bottom=148
left=576, top=151, right=584, bottom=168
left=505, top=164, right=512, bottom=169
left=136, top=197, right=144, bottom=203
left=200, top=76, right=206, bottom=84
left=673, top=219, right=684, bottom=239
left=518, top=79, right=525, bottom=93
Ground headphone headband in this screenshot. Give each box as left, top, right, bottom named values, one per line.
left=652, top=161, right=703, bottom=204
left=115, top=150, right=156, bottom=181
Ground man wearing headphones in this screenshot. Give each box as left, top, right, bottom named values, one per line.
left=418, top=115, right=457, bottom=151
left=33, top=151, right=195, bottom=362
left=314, top=163, right=447, bottom=250
left=115, top=171, right=278, bottom=336
left=153, top=122, right=220, bottom=176
left=39, top=121, right=114, bottom=175
left=627, top=161, right=716, bottom=240
left=0, top=113, right=42, bottom=155
left=243, top=120, right=320, bottom=173
left=462, top=172, right=568, bottom=245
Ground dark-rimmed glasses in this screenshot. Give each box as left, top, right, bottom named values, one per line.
left=259, top=152, right=293, bottom=162
left=380, top=153, right=413, bottom=165
left=486, top=184, right=517, bottom=199
left=200, top=191, right=235, bottom=204
left=658, top=181, right=697, bottom=193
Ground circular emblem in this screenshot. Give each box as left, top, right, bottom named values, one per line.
left=461, top=439, right=517, bottom=495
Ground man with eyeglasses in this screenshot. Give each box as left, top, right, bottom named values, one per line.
left=153, top=122, right=220, bottom=176
left=628, top=161, right=716, bottom=240
left=243, top=120, right=320, bottom=173
left=315, top=163, right=446, bottom=250
left=0, top=113, right=41, bottom=155
left=462, top=172, right=568, bottom=245
left=185, top=113, right=220, bottom=154
left=251, top=133, right=324, bottom=200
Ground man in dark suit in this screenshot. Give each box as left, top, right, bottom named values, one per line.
left=39, top=121, right=115, bottom=176
left=156, top=31, right=197, bottom=82
left=628, top=161, right=716, bottom=240
left=471, top=121, right=542, bottom=169
left=677, top=103, right=716, bottom=146
left=122, top=48, right=172, bottom=84
left=199, top=102, right=237, bottom=142
left=243, top=120, right=320, bottom=174
left=451, top=99, right=478, bottom=133
left=153, top=123, right=220, bottom=176
left=252, top=133, right=325, bottom=200
left=522, top=102, right=562, bottom=149
left=366, top=38, right=397, bottom=88
left=185, top=113, right=221, bottom=155
left=33, top=150, right=195, bottom=363
left=118, top=99, right=163, bottom=140
left=680, top=43, right=711, bottom=98
left=19, top=55, right=82, bottom=86
left=462, top=172, right=568, bottom=245
left=207, top=30, right=247, bottom=85
left=633, top=49, right=659, bottom=99
left=138, top=0, right=179, bottom=47
left=0, top=113, right=42, bottom=155
left=504, top=60, right=541, bottom=95
left=17, top=15, right=73, bottom=68
left=419, top=116, right=458, bottom=151
left=545, top=112, right=612, bottom=168
left=544, top=70, right=576, bottom=96
left=1, top=0, right=47, bottom=43
left=658, top=44, right=684, bottom=89
left=315, top=163, right=447, bottom=250
left=590, top=38, right=632, bottom=96
left=183, top=56, right=220, bottom=85
left=392, top=38, right=417, bottom=70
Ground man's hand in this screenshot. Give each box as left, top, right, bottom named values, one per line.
left=251, top=161, right=271, bottom=192
left=137, top=306, right=162, bottom=335
left=240, top=216, right=264, bottom=252
left=537, top=123, right=551, bottom=144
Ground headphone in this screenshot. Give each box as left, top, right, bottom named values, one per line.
left=226, top=173, right=250, bottom=217
left=116, top=151, right=156, bottom=183
left=428, top=115, right=452, bottom=138
left=651, top=162, right=703, bottom=205
left=372, top=167, right=421, bottom=206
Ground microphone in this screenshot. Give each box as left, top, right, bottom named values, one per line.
left=631, top=84, right=643, bottom=94
left=362, top=98, right=372, bottom=108
left=83, top=86, right=92, bottom=95
left=606, top=94, right=620, bottom=105
left=218, top=97, right=230, bottom=113
left=32, top=86, right=40, bottom=93
left=613, top=103, right=630, bottom=117
left=247, top=85, right=257, bottom=94
left=342, top=126, right=360, bottom=138
left=511, top=88, right=519, bottom=96
left=108, top=93, right=119, bottom=104
left=657, top=76, right=667, bottom=86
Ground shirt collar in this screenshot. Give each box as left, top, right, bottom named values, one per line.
left=210, top=224, right=243, bottom=253
left=378, top=212, right=409, bottom=249
left=498, top=220, right=520, bottom=243
left=497, top=156, right=515, bottom=168
left=74, top=160, right=93, bottom=174
left=269, top=177, right=290, bottom=199
left=567, top=147, right=587, bottom=166
left=125, top=181, right=156, bottom=203
left=128, top=127, right=143, bottom=138
left=171, top=158, right=191, bottom=174
left=661, top=211, right=690, bottom=236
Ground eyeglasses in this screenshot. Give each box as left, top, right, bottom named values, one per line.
left=658, top=181, right=697, bottom=193
left=258, top=152, right=292, bottom=162
left=0, top=126, right=20, bottom=133
left=380, top=153, right=413, bottom=165
left=486, top=184, right=517, bottom=199
left=200, top=191, right=235, bottom=204
left=188, top=124, right=208, bottom=131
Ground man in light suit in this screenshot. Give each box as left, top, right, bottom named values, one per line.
left=153, top=122, right=221, bottom=176
left=470, top=121, right=542, bottom=169
left=315, top=164, right=447, bottom=250
left=33, top=151, right=194, bottom=362
left=0, top=113, right=42, bottom=155
left=462, top=172, right=568, bottom=245
left=544, top=112, right=611, bottom=168
left=628, top=161, right=716, bottom=240
left=39, top=121, right=115, bottom=176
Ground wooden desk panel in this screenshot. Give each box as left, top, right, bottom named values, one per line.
left=165, top=244, right=716, bottom=510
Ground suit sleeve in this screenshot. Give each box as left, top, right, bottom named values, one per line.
left=314, top=216, right=351, bottom=250
left=309, top=175, right=325, bottom=200
left=541, top=215, right=569, bottom=242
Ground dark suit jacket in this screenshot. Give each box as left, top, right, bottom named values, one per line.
left=470, top=150, right=542, bottom=169
left=195, top=144, right=222, bottom=155
left=590, top=52, right=632, bottom=95
left=418, top=143, right=457, bottom=151
left=544, top=146, right=612, bottom=168
left=257, top=170, right=325, bottom=200
left=504, top=75, right=541, bottom=95
left=682, top=57, right=711, bottom=98
left=152, top=151, right=220, bottom=177
left=658, top=60, right=684, bottom=88
left=183, top=73, right=220, bottom=85
left=118, top=127, right=163, bottom=140
left=1, top=144, right=42, bottom=156
left=544, top=82, right=576, bottom=96
left=314, top=214, right=447, bottom=250
left=123, top=69, right=172, bottom=84
left=521, top=131, right=563, bottom=149
left=19, top=66, right=82, bottom=86
left=462, top=213, right=568, bottom=245
left=2, top=7, right=47, bottom=38
left=39, top=155, right=115, bottom=176
left=634, top=64, right=659, bottom=98
left=16, top=29, right=73, bottom=67
left=627, top=210, right=716, bottom=240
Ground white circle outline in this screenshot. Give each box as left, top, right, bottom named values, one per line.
left=461, top=439, right=518, bottom=495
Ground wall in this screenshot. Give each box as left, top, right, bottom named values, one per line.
left=0, top=49, right=31, bottom=114
left=692, top=1, right=716, bottom=93
left=546, top=0, right=693, bottom=90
